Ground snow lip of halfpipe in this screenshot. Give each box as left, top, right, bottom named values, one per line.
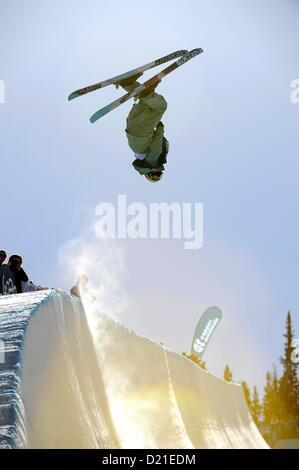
left=0, top=290, right=54, bottom=448
left=1, top=289, right=119, bottom=449
left=0, top=289, right=269, bottom=449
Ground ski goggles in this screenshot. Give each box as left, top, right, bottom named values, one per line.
left=145, top=172, right=163, bottom=183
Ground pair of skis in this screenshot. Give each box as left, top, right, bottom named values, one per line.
left=68, top=48, right=203, bottom=123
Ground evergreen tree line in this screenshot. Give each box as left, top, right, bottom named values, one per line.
left=226, top=311, right=299, bottom=425
left=183, top=311, right=299, bottom=425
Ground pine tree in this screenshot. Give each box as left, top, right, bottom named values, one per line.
left=262, top=367, right=281, bottom=424
left=251, top=386, right=262, bottom=425
left=182, top=352, right=207, bottom=370
left=224, top=364, right=233, bottom=382
left=241, top=381, right=251, bottom=409
left=272, top=367, right=280, bottom=422
left=279, top=311, right=299, bottom=421
left=263, top=372, right=272, bottom=424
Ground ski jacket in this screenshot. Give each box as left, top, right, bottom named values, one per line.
left=121, top=81, right=168, bottom=174
left=9, top=266, right=28, bottom=293
left=0, top=265, right=17, bottom=295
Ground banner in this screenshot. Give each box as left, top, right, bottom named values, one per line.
left=191, top=306, right=222, bottom=358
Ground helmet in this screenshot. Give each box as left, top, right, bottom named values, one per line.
left=145, top=171, right=163, bottom=183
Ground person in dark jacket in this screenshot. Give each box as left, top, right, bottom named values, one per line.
left=118, top=73, right=169, bottom=182
left=0, top=250, right=17, bottom=295
left=6, top=254, right=28, bottom=293
left=0, top=250, right=7, bottom=265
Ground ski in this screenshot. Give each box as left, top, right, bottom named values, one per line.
left=68, top=50, right=189, bottom=101
left=90, top=48, right=203, bottom=123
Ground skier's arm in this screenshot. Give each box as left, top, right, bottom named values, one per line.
left=19, top=268, right=29, bottom=282
left=145, top=124, right=165, bottom=167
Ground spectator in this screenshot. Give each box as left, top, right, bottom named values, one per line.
left=6, top=254, right=28, bottom=294
left=0, top=251, right=17, bottom=295
left=21, top=280, right=47, bottom=292
left=0, top=250, right=6, bottom=265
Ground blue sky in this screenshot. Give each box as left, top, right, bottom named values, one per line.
left=1, top=0, right=299, bottom=393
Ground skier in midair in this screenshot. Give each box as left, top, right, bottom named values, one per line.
left=118, top=73, right=169, bottom=183
left=68, top=48, right=203, bottom=181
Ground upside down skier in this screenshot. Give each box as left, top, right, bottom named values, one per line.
left=118, top=73, right=169, bottom=183
left=68, top=48, right=203, bottom=181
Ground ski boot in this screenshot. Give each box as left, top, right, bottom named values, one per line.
left=138, top=79, right=161, bottom=99
left=116, top=72, right=144, bottom=88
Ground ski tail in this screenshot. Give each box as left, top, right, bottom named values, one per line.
left=68, top=50, right=189, bottom=101
left=89, top=48, right=203, bottom=123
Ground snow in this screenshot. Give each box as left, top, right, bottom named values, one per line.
left=0, top=290, right=268, bottom=448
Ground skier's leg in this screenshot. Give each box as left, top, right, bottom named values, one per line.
left=138, top=80, right=161, bottom=99
left=119, top=80, right=154, bottom=130
left=119, top=76, right=161, bottom=98
left=126, top=90, right=167, bottom=134
left=119, top=79, right=166, bottom=118
left=117, top=73, right=144, bottom=90
left=125, top=86, right=167, bottom=136
left=119, top=79, right=167, bottom=156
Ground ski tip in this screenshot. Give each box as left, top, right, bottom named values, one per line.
left=89, top=112, right=99, bottom=124
left=189, top=48, right=203, bottom=55
left=68, top=92, right=80, bottom=101
left=90, top=104, right=112, bottom=123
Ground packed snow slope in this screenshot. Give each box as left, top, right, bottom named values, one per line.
left=0, top=290, right=268, bottom=449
